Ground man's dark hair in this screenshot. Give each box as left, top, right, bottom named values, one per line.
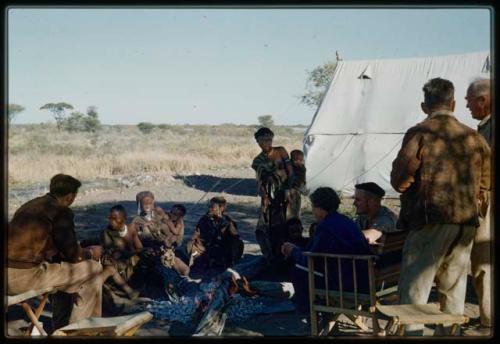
left=172, top=204, right=187, bottom=216
left=254, top=127, right=274, bottom=140
left=49, top=174, right=82, bottom=197
left=110, top=204, right=127, bottom=218
left=290, top=150, right=304, bottom=160
left=210, top=196, right=227, bottom=206
left=309, top=187, right=340, bottom=213
left=422, top=77, right=455, bottom=109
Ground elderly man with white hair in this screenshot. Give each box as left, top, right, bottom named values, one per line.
left=465, top=78, right=492, bottom=331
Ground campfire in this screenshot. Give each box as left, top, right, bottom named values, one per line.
left=140, top=257, right=295, bottom=335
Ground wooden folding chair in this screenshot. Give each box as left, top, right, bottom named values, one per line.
left=7, top=286, right=57, bottom=336
left=303, top=231, right=408, bottom=336
left=52, top=311, right=153, bottom=336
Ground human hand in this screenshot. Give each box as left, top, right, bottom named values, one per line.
left=363, top=229, right=383, bottom=245
left=281, top=242, right=297, bottom=257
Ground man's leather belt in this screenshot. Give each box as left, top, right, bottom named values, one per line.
left=7, top=260, right=41, bottom=269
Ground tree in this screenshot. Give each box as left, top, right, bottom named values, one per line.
left=8, top=104, right=25, bottom=123
left=63, top=112, right=86, bottom=132
left=84, top=106, right=101, bottom=133
left=299, top=61, right=337, bottom=108
left=137, top=122, right=155, bottom=134
left=257, top=115, right=274, bottom=128
left=40, top=102, right=74, bottom=131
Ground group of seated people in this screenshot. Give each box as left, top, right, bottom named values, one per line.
left=90, top=191, right=247, bottom=303
left=7, top=172, right=399, bottom=332
left=111, top=180, right=398, bottom=314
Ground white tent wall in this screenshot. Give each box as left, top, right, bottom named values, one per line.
left=304, top=51, right=490, bottom=197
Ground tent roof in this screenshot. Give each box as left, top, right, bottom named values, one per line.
left=304, top=51, right=490, bottom=197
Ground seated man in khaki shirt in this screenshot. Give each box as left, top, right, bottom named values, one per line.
left=353, top=182, right=399, bottom=244
left=8, top=174, right=106, bottom=331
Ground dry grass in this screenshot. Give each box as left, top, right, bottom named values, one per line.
left=8, top=124, right=305, bottom=186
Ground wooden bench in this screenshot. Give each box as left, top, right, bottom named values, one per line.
left=52, top=311, right=153, bottom=336
left=304, top=230, right=467, bottom=336
left=7, top=287, right=57, bottom=336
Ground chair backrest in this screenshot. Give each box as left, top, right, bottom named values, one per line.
left=304, top=232, right=408, bottom=310
left=370, top=230, right=408, bottom=290
left=303, top=252, right=378, bottom=311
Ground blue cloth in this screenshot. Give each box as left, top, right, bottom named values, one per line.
left=289, top=212, right=372, bottom=313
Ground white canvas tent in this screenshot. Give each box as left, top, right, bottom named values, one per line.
left=304, top=51, right=491, bottom=197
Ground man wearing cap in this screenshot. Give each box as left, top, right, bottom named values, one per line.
left=353, top=182, right=398, bottom=244
left=465, top=78, right=492, bottom=330
left=390, top=78, right=490, bottom=335
left=251, top=127, right=294, bottom=265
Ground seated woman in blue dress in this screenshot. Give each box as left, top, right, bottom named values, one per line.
left=281, top=187, right=372, bottom=314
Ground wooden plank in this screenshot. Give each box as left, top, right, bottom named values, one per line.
left=303, top=252, right=377, bottom=260
left=8, top=287, right=56, bottom=306
left=307, top=256, right=318, bottom=336
left=312, top=305, right=372, bottom=318
left=376, top=304, right=467, bottom=325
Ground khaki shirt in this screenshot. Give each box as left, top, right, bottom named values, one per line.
left=355, top=206, right=399, bottom=233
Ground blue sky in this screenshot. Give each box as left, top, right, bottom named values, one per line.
left=8, top=8, right=491, bottom=125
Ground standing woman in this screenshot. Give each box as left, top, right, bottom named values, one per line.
left=251, top=127, right=294, bottom=266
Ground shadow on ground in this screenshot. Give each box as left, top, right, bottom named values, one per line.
left=174, top=175, right=258, bottom=197
left=73, top=200, right=262, bottom=244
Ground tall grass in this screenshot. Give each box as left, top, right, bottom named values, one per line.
left=8, top=124, right=305, bottom=186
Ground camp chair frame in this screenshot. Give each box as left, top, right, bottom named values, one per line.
left=303, top=230, right=407, bottom=336
left=304, top=231, right=468, bottom=336
left=7, top=286, right=57, bottom=336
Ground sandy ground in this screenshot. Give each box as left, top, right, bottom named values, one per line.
left=6, top=168, right=489, bottom=337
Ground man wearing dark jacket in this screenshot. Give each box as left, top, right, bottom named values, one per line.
left=391, top=78, right=491, bottom=335
left=8, top=174, right=105, bottom=331
left=281, top=187, right=371, bottom=314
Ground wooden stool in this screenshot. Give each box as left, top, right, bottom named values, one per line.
left=376, top=303, right=469, bottom=336
left=7, top=287, right=57, bottom=336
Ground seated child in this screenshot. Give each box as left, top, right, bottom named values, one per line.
left=132, top=191, right=189, bottom=277
left=187, top=196, right=243, bottom=269
left=100, top=205, right=143, bottom=299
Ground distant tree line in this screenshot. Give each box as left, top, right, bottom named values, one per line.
left=39, top=102, right=101, bottom=133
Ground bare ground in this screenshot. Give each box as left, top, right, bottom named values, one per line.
left=6, top=168, right=488, bottom=337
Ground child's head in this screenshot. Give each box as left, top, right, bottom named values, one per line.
left=170, top=204, right=187, bottom=221
left=109, top=205, right=127, bottom=230
left=290, top=150, right=305, bottom=166
left=208, top=197, right=226, bottom=217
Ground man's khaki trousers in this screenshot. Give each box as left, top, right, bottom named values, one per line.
left=398, top=223, right=475, bottom=336
left=471, top=203, right=492, bottom=327
left=8, top=260, right=104, bottom=324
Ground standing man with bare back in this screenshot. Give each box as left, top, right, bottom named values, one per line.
left=251, top=127, right=294, bottom=266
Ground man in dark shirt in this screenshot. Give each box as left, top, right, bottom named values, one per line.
left=8, top=174, right=106, bottom=330
left=281, top=187, right=371, bottom=314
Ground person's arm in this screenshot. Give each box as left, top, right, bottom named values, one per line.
left=478, top=138, right=491, bottom=217
left=280, top=148, right=294, bottom=187
left=129, top=224, right=143, bottom=253
left=289, top=222, right=326, bottom=266
left=52, top=208, right=89, bottom=262
left=390, top=127, right=423, bottom=193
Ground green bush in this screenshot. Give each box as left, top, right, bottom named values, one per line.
left=137, top=122, right=155, bottom=134
left=63, top=107, right=101, bottom=133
